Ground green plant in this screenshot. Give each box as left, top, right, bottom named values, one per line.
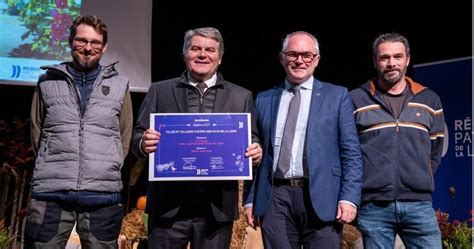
left=436, top=209, right=473, bottom=249
left=5, top=0, right=81, bottom=60
left=0, top=219, right=11, bottom=249
left=142, top=213, right=148, bottom=234
left=445, top=221, right=472, bottom=249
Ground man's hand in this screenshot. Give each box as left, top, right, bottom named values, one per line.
left=245, top=143, right=262, bottom=166
left=336, top=202, right=357, bottom=224
left=141, top=129, right=160, bottom=154
left=244, top=207, right=259, bottom=229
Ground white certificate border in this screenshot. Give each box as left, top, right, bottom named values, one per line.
left=149, top=113, right=252, bottom=181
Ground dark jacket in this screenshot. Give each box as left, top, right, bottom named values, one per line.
left=350, top=77, right=445, bottom=202
left=132, top=71, right=260, bottom=222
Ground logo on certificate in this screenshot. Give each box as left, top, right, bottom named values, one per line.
left=182, top=157, right=197, bottom=170
left=196, top=169, right=209, bottom=175
left=210, top=157, right=224, bottom=170
left=155, top=161, right=176, bottom=172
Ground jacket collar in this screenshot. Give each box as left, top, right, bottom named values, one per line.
left=41, top=61, right=119, bottom=79
left=172, top=70, right=228, bottom=113
left=276, top=76, right=323, bottom=91
left=176, top=70, right=226, bottom=88
left=366, top=76, right=426, bottom=96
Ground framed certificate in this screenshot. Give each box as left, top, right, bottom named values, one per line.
left=149, top=113, right=252, bottom=181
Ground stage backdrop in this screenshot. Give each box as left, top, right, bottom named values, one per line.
left=414, top=57, right=472, bottom=222
left=81, top=0, right=151, bottom=92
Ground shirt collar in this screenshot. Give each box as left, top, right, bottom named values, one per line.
left=285, top=76, right=313, bottom=91
left=188, top=73, right=217, bottom=88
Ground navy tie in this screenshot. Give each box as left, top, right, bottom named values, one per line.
left=275, top=86, right=301, bottom=178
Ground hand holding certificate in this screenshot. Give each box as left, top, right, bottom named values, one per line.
left=149, top=113, right=252, bottom=181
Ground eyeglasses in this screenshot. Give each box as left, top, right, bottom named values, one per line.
left=282, top=51, right=318, bottom=63
left=73, top=38, right=104, bottom=49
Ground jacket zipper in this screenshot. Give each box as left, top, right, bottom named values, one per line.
left=198, top=85, right=215, bottom=112
left=394, top=117, right=400, bottom=200
left=199, top=93, right=204, bottom=112
left=375, top=94, right=400, bottom=199
left=73, top=74, right=84, bottom=189
left=68, top=69, right=105, bottom=189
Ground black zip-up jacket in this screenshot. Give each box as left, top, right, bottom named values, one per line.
left=350, top=77, right=445, bottom=202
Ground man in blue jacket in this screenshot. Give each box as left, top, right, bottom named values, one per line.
left=350, top=32, right=445, bottom=248
left=244, top=31, right=362, bottom=248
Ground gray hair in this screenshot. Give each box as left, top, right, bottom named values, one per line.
left=182, top=27, right=224, bottom=57
left=281, top=31, right=320, bottom=54
left=372, top=32, right=410, bottom=57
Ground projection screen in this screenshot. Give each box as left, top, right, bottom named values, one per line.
left=0, top=0, right=151, bottom=92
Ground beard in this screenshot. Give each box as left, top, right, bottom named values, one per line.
left=379, top=66, right=407, bottom=86
left=72, top=49, right=102, bottom=71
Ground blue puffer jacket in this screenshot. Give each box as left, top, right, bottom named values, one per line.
left=350, top=77, right=445, bottom=202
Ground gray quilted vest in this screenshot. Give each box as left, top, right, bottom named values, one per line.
left=32, top=63, right=129, bottom=193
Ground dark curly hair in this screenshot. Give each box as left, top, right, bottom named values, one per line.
left=69, top=15, right=108, bottom=45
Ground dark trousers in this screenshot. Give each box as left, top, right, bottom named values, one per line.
left=260, top=185, right=342, bottom=249
left=148, top=213, right=233, bottom=249
left=24, top=198, right=123, bottom=249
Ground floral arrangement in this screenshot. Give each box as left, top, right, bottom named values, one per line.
left=436, top=209, right=473, bottom=249
left=120, top=209, right=147, bottom=249
left=4, top=0, right=81, bottom=60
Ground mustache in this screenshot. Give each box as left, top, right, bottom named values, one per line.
left=80, top=50, right=97, bottom=56
left=74, top=47, right=100, bottom=56
left=383, top=69, right=400, bottom=74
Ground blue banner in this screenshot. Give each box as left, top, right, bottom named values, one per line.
left=414, top=57, right=472, bottom=221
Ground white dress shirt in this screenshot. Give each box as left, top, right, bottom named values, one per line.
left=188, top=73, right=217, bottom=91
left=273, top=77, right=313, bottom=178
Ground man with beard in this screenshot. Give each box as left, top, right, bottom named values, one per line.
left=26, top=15, right=132, bottom=248
left=350, top=33, right=445, bottom=248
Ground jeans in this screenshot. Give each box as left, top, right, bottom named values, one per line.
left=357, top=201, right=441, bottom=249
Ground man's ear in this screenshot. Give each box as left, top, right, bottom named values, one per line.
left=279, top=53, right=285, bottom=67
left=102, top=43, right=108, bottom=53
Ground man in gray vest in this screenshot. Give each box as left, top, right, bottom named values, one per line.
left=26, top=15, right=133, bottom=248
left=132, top=27, right=262, bottom=249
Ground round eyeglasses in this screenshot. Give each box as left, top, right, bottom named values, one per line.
left=73, top=38, right=104, bottom=49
